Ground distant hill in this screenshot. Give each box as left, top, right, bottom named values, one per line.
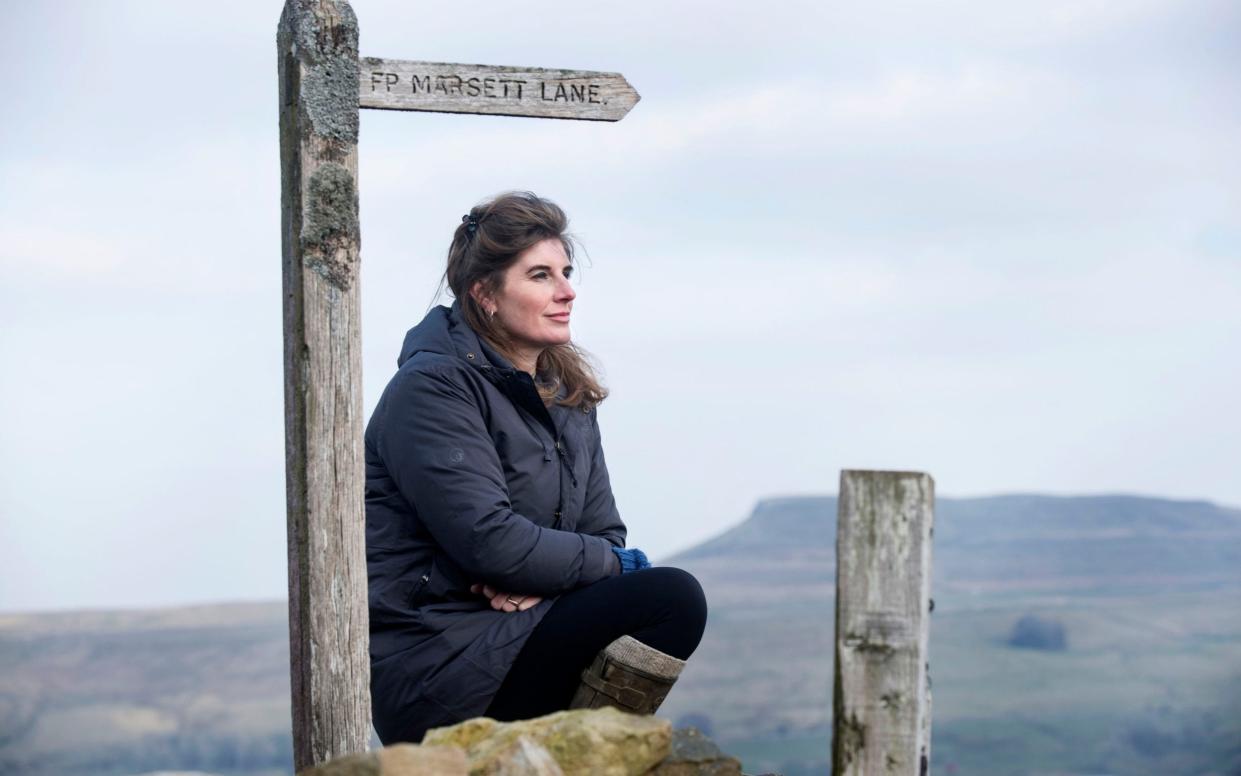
left=2, top=494, right=1240, bottom=776
left=660, top=493, right=1241, bottom=775
left=670, top=494, right=1241, bottom=602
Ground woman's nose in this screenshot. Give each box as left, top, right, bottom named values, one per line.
left=556, top=276, right=576, bottom=300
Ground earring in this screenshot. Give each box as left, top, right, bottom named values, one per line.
left=489, top=307, right=497, bottom=319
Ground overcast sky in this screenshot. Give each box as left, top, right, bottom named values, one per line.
left=1, top=0, right=1238, bottom=613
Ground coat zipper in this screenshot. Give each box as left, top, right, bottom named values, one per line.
left=408, top=572, right=431, bottom=608
left=493, top=368, right=580, bottom=527
left=555, top=439, right=579, bottom=488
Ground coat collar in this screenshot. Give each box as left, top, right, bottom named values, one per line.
left=444, top=300, right=565, bottom=389
left=445, top=299, right=571, bottom=437
left=397, top=299, right=573, bottom=435
left=446, top=298, right=523, bottom=379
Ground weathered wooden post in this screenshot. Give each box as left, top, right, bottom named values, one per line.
left=277, top=0, right=641, bottom=769
left=832, top=470, right=935, bottom=776
left=278, top=1, right=368, bottom=770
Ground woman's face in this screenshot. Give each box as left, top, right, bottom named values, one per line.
left=482, top=237, right=577, bottom=358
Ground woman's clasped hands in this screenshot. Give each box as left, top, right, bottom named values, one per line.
left=469, top=583, right=542, bottom=613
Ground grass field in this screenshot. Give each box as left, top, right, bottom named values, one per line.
left=665, top=588, right=1241, bottom=775
left=2, top=495, right=1239, bottom=775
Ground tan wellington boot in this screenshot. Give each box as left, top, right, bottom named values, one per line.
left=568, top=635, right=686, bottom=715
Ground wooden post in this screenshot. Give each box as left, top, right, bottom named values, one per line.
left=278, top=0, right=369, bottom=770
left=832, top=470, right=934, bottom=776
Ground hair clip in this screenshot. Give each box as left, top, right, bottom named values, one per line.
left=462, top=213, right=479, bottom=236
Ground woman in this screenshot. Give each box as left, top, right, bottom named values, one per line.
left=365, top=191, right=708, bottom=744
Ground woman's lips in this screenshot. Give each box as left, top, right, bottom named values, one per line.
left=548, top=313, right=570, bottom=321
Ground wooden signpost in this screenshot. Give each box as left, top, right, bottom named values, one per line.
left=277, top=0, right=639, bottom=770
left=281, top=5, right=936, bottom=775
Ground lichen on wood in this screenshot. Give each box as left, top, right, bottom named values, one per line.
left=301, top=162, right=359, bottom=288
left=834, top=711, right=866, bottom=773
left=281, top=0, right=360, bottom=143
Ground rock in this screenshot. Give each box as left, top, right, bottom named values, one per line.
left=300, top=710, right=750, bottom=776
left=475, top=735, right=564, bottom=775
left=423, top=707, right=672, bottom=775
left=421, top=716, right=501, bottom=750
left=649, top=727, right=743, bottom=775
left=297, top=743, right=469, bottom=775
left=377, top=744, right=471, bottom=775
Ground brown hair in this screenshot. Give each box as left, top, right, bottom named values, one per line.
left=438, top=191, right=608, bottom=411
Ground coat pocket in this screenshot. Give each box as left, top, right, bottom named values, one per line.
left=408, top=553, right=463, bottom=608
left=406, top=569, right=432, bottom=610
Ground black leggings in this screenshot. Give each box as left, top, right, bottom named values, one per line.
left=484, top=566, right=708, bottom=721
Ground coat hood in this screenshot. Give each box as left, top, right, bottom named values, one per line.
left=395, top=298, right=574, bottom=423
left=397, top=298, right=518, bottom=375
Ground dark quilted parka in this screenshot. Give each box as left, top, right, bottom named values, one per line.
left=365, top=298, right=627, bottom=744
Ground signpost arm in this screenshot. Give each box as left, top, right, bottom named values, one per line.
left=358, top=58, right=640, bottom=121
left=277, top=0, right=369, bottom=770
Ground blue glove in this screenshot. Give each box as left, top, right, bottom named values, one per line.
left=611, top=547, right=651, bottom=574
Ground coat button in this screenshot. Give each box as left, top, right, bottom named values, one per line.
left=466, top=352, right=475, bottom=359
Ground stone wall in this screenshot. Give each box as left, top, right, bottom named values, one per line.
left=301, top=707, right=764, bottom=775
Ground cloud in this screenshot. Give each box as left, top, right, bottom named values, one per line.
left=2, top=0, right=1240, bottom=610
left=0, top=222, right=127, bottom=279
